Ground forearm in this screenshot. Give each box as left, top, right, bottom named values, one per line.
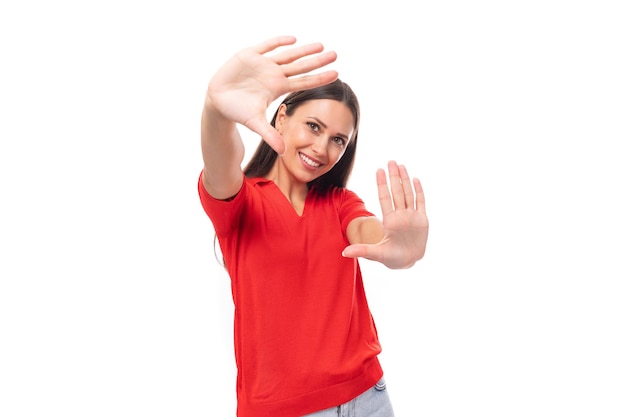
left=201, top=98, right=245, bottom=199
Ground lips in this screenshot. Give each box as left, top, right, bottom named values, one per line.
left=299, top=152, right=322, bottom=168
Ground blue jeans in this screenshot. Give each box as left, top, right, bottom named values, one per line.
left=301, top=378, right=395, bottom=417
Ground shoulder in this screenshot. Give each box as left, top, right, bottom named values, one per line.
left=310, top=185, right=362, bottom=203
left=327, top=186, right=368, bottom=211
left=310, top=186, right=374, bottom=224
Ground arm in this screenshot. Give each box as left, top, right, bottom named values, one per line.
left=200, top=100, right=245, bottom=199
left=343, top=161, right=429, bottom=269
left=200, top=36, right=338, bottom=199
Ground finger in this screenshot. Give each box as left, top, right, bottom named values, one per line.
left=270, top=42, right=327, bottom=66
left=398, top=164, right=416, bottom=211
left=281, top=51, right=337, bottom=77
left=245, top=117, right=286, bottom=155
left=279, top=50, right=337, bottom=77
left=286, top=70, right=339, bottom=93
left=413, top=177, right=426, bottom=213
left=254, top=39, right=335, bottom=74
left=387, top=160, right=406, bottom=210
left=253, top=38, right=338, bottom=91
left=251, top=35, right=297, bottom=55
left=342, top=243, right=383, bottom=263
left=376, top=168, right=393, bottom=216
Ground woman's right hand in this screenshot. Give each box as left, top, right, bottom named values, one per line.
left=205, top=36, right=338, bottom=154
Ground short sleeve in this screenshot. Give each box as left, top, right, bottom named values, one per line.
left=197, top=171, right=246, bottom=235
left=336, top=188, right=375, bottom=233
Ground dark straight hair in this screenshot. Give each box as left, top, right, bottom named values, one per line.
left=243, top=78, right=360, bottom=191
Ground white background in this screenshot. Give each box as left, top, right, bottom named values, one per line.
left=1, top=0, right=625, bottom=416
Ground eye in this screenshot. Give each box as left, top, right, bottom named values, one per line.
left=332, top=137, right=346, bottom=147
left=307, top=122, right=320, bottom=132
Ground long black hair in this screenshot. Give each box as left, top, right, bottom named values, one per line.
left=243, top=78, right=360, bottom=191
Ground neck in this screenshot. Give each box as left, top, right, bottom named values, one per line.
left=265, top=162, right=309, bottom=208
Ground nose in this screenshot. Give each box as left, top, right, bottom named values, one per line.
left=311, top=136, right=327, bottom=156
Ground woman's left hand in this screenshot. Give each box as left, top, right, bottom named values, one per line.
left=343, top=161, right=429, bottom=269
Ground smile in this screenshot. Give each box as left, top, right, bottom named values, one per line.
left=299, top=152, right=322, bottom=168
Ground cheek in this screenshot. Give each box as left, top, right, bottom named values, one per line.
left=329, top=146, right=346, bottom=164
left=284, top=126, right=309, bottom=145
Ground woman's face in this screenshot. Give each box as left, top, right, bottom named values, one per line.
left=275, top=99, right=355, bottom=184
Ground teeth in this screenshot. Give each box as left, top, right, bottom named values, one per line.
left=299, top=153, right=321, bottom=167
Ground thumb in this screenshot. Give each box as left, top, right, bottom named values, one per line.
left=342, top=244, right=381, bottom=262
left=246, top=117, right=286, bottom=155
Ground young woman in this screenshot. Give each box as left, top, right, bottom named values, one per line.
left=198, top=36, right=429, bottom=417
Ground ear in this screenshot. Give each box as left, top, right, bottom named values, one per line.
left=275, top=104, right=288, bottom=131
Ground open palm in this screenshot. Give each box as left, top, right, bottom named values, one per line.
left=343, top=161, right=429, bottom=269
left=206, top=36, right=338, bottom=154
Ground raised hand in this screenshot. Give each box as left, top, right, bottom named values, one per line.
left=343, top=161, right=429, bottom=269
left=206, top=36, right=338, bottom=154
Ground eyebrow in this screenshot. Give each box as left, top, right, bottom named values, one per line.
left=307, top=116, right=350, bottom=140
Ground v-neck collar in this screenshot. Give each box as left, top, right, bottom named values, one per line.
left=253, top=178, right=313, bottom=218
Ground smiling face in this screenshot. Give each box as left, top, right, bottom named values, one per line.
left=273, top=99, right=356, bottom=186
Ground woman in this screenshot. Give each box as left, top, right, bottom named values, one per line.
left=198, top=36, right=429, bottom=417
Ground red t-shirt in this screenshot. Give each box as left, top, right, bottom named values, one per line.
left=198, top=174, right=383, bottom=417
